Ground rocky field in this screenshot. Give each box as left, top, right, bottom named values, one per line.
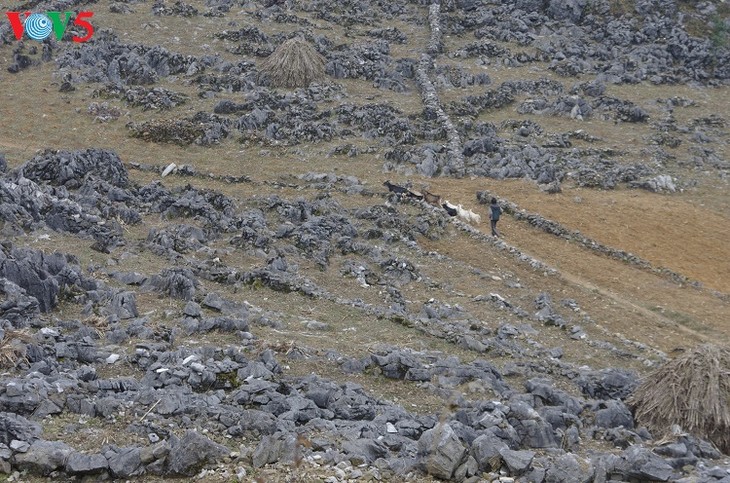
left=0, top=0, right=729, bottom=481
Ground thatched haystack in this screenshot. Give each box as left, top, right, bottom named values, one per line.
left=628, top=344, right=730, bottom=454
left=258, top=37, right=326, bottom=88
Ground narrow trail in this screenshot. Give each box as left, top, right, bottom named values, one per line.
left=555, top=266, right=712, bottom=344
left=478, top=215, right=725, bottom=346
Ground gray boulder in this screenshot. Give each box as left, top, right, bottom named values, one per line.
left=0, top=412, right=42, bottom=446
left=0, top=247, right=60, bottom=312
left=500, top=448, right=535, bottom=475
left=14, top=440, right=73, bottom=476
left=619, top=446, right=675, bottom=481
left=471, top=432, right=508, bottom=471
left=577, top=368, right=639, bottom=400
left=252, top=433, right=297, bottom=469
left=545, top=453, right=592, bottom=483
left=594, top=400, right=634, bottom=429
left=105, top=291, right=138, bottom=320
left=65, top=452, right=109, bottom=475
left=21, top=148, right=129, bottom=188
left=105, top=446, right=142, bottom=478
left=167, top=430, right=230, bottom=476
left=0, top=279, right=40, bottom=327
left=342, top=438, right=388, bottom=465
left=418, top=423, right=467, bottom=480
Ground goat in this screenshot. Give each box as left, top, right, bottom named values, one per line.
left=422, top=190, right=442, bottom=206
left=456, top=204, right=471, bottom=222
left=442, top=201, right=458, bottom=217
left=468, top=210, right=481, bottom=224
left=383, top=180, right=409, bottom=195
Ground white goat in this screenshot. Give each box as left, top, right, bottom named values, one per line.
left=456, top=204, right=471, bottom=222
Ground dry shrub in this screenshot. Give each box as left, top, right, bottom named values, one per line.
left=628, top=344, right=730, bottom=454
left=0, top=329, right=32, bottom=368
left=258, top=37, right=326, bottom=88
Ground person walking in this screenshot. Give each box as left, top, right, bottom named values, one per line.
left=489, top=197, right=502, bottom=237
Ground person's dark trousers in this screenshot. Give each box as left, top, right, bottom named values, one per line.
left=491, top=219, right=499, bottom=237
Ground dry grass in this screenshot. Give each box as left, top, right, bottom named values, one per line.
left=0, top=329, right=33, bottom=368
left=258, top=38, right=327, bottom=88
left=628, top=344, right=730, bottom=454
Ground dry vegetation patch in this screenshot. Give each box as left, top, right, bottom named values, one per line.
left=258, top=38, right=327, bottom=88
left=629, top=344, right=730, bottom=454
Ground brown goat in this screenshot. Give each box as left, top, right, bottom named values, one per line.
left=422, top=190, right=442, bottom=206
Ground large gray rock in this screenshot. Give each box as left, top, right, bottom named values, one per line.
left=471, top=432, right=509, bottom=471
left=500, top=448, right=535, bottom=475
left=105, top=291, right=138, bottom=320
left=143, top=268, right=198, bottom=301
left=620, top=446, right=675, bottom=481
left=0, top=412, right=42, bottom=445
left=514, top=418, right=559, bottom=448
left=342, top=438, right=388, bottom=465
left=545, top=453, right=592, bottom=483
left=418, top=423, right=466, bottom=480
left=14, top=440, right=73, bottom=476
left=594, top=400, right=634, bottom=429
left=577, top=368, right=639, bottom=400
left=0, top=247, right=60, bottom=313
left=0, top=278, right=40, bottom=327
left=105, top=446, right=142, bottom=478
left=252, top=433, right=297, bottom=468
left=167, top=430, right=230, bottom=476
left=21, top=148, right=129, bottom=188
left=65, top=452, right=109, bottom=475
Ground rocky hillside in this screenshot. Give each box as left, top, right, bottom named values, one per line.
left=0, top=0, right=729, bottom=481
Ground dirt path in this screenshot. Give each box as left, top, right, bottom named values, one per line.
left=555, top=267, right=711, bottom=344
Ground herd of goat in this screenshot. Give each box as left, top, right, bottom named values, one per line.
left=383, top=180, right=482, bottom=224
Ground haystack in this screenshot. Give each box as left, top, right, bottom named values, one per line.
left=258, top=37, right=326, bottom=88
left=627, top=344, right=730, bottom=454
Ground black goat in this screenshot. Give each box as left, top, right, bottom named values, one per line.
left=383, top=180, right=409, bottom=195
left=442, top=202, right=457, bottom=217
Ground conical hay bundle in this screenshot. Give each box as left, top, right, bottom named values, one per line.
left=627, top=344, right=730, bottom=454
left=258, top=37, right=326, bottom=88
